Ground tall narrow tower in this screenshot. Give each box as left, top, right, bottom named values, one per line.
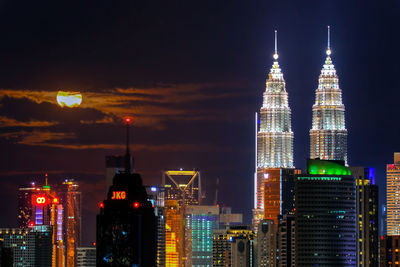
left=310, top=26, right=348, bottom=164
left=255, top=30, right=294, bottom=212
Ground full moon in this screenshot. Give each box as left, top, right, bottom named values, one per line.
left=56, top=91, right=83, bottom=108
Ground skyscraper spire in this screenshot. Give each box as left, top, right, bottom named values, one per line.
left=310, top=26, right=348, bottom=164
left=255, top=30, right=294, bottom=210
left=327, top=25, right=331, bottom=55
left=124, top=117, right=132, bottom=174
left=273, top=30, right=278, bottom=60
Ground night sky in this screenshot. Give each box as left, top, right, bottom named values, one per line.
left=0, top=0, right=399, bottom=245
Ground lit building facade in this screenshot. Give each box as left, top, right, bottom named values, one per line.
left=18, top=183, right=40, bottom=228
left=185, top=205, right=219, bottom=266
left=212, top=226, right=255, bottom=267
left=56, top=179, right=81, bottom=267
left=379, top=235, right=400, bottom=267
left=310, top=27, right=348, bottom=164
left=350, top=167, right=379, bottom=267
left=256, top=220, right=276, bottom=267
left=387, top=152, right=400, bottom=236
left=0, top=226, right=52, bottom=267
left=255, top=31, right=294, bottom=212
left=146, top=185, right=166, bottom=267
left=277, top=214, right=295, bottom=267
left=76, top=247, right=96, bottom=267
left=165, top=200, right=183, bottom=267
left=295, top=159, right=356, bottom=266
left=162, top=170, right=201, bottom=206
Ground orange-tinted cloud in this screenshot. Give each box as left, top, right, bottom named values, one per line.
left=0, top=116, right=58, bottom=127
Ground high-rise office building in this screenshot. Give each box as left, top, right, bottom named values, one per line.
left=76, top=247, right=96, bottom=267
left=55, top=179, right=81, bottom=267
left=0, top=226, right=52, bottom=267
left=185, top=205, right=219, bottom=266
left=310, top=26, right=348, bottom=164
left=105, top=155, right=133, bottom=191
left=278, top=214, right=295, bottom=267
left=295, top=159, right=356, bottom=266
left=162, top=170, right=201, bottom=206
left=17, top=183, right=40, bottom=228
left=219, top=207, right=243, bottom=229
left=256, top=219, right=276, bottom=267
left=387, top=152, right=400, bottom=236
left=146, top=185, right=166, bottom=267
left=379, top=235, right=400, bottom=267
left=255, top=31, right=294, bottom=219
left=350, top=167, right=379, bottom=267
left=261, top=168, right=300, bottom=226
left=165, top=199, right=183, bottom=267
left=96, top=120, right=156, bottom=266
left=212, top=226, right=255, bottom=267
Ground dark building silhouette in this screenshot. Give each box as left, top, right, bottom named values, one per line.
left=96, top=119, right=156, bottom=266
left=295, top=159, right=357, bottom=266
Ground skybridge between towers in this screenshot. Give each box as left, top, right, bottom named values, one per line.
left=162, top=170, right=201, bottom=206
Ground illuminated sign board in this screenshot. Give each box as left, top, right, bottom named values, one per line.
left=111, top=191, right=126, bottom=200
left=33, top=195, right=47, bottom=205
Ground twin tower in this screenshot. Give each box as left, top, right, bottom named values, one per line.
left=254, top=27, right=348, bottom=213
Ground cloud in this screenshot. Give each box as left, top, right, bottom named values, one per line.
left=0, top=130, right=75, bottom=146
left=0, top=130, right=224, bottom=152
left=0, top=116, right=58, bottom=128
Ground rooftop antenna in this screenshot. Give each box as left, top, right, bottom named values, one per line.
left=326, top=25, right=332, bottom=56
left=124, top=117, right=132, bottom=174
left=273, top=29, right=279, bottom=60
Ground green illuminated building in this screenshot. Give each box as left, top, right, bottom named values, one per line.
left=295, top=159, right=356, bottom=266
left=185, top=205, right=219, bottom=266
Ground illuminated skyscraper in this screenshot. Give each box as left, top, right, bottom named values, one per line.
left=18, top=183, right=40, bottom=228
left=256, top=219, right=276, bottom=267
left=165, top=200, right=183, bottom=267
left=162, top=170, right=201, bottom=206
left=254, top=30, right=294, bottom=226
left=212, top=226, right=255, bottom=267
left=387, top=152, right=400, bottom=236
left=185, top=205, right=219, bottom=266
left=18, top=180, right=65, bottom=267
left=310, top=26, right=348, bottom=164
left=56, top=179, right=81, bottom=267
left=350, top=166, right=379, bottom=267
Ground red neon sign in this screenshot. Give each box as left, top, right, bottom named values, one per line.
left=111, top=191, right=126, bottom=200
left=33, top=195, right=47, bottom=205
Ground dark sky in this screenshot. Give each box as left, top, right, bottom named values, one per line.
left=0, top=0, right=399, bottom=245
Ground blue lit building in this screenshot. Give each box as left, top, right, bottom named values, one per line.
left=185, top=205, right=219, bottom=266
left=295, top=159, right=357, bottom=266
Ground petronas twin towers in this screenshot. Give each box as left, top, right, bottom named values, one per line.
left=255, top=27, right=348, bottom=210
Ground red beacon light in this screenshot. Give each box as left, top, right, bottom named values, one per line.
left=133, top=202, right=140, bottom=208
left=124, top=117, right=132, bottom=124
left=99, top=202, right=104, bottom=208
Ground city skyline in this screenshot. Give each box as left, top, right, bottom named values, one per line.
left=0, top=0, right=398, bottom=246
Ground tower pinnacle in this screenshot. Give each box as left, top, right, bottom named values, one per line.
left=326, top=25, right=331, bottom=56
left=273, top=30, right=279, bottom=60
left=124, top=117, right=132, bottom=174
